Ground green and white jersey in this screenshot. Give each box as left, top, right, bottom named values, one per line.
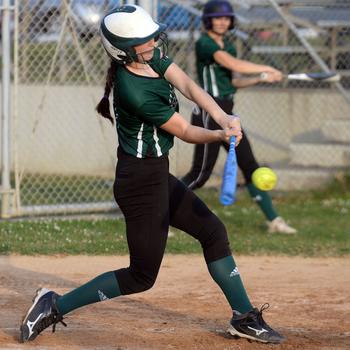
left=113, top=49, right=179, bottom=158
left=196, top=33, right=237, bottom=98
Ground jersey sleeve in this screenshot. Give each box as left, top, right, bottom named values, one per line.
left=196, top=36, right=221, bottom=64
left=137, top=100, right=175, bottom=127
left=149, top=48, right=173, bottom=76
left=226, top=40, right=237, bottom=58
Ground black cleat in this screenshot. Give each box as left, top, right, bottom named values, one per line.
left=227, top=303, right=285, bottom=344
left=20, top=288, right=66, bottom=342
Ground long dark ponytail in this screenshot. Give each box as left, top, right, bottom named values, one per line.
left=96, top=60, right=117, bottom=125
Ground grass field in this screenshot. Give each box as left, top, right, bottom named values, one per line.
left=1, top=175, right=349, bottom=257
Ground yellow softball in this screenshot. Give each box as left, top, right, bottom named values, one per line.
left=252, top=167, right=277, bottom=191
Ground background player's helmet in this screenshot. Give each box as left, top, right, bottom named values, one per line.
left=202, top=0, right=235, bottom=30
left=100, top=4, right=167, bottom=64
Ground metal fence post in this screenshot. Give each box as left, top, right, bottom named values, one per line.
left=1, top=0, right=13, bottom=218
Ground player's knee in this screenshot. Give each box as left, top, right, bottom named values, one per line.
left=133, top=280, right=155, bottom=293
left=205, top=219, right=228, bottom=246
left=200, top=218, right=231, bottom=262
left=114, top=267, right=158, bottom=294
left=242, top=163, right=259, bottom=183
left=194, top=173, right=211, bottom=189
left=132, top=270, right=157, bottom=292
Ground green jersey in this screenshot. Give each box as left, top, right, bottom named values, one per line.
left=196, top=33, right=237, bottom=98
left=113, top=49, right=179, bottom=158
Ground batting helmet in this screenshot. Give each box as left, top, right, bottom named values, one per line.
left=100, top=4, right=167, bottom=64
left=202, top=0, right=235, bottom=30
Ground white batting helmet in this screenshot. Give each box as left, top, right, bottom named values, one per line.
left=100, top=4, right=167, bottom=63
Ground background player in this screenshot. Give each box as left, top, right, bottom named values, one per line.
left=181, top=0, right=297, bottom=234
left=20, top=5, right=284, bottom=345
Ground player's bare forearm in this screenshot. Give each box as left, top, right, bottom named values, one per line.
left=232, top=76, right=261, bottom=88
left=214, top=51, right=280, bottom=75
left=165, top=63, right=228, bottom=129
left=181, top=125, right=223, bottom=144
left=160, top=112, right=234, bottom=144
left=233, top=71, right=282, bottom=88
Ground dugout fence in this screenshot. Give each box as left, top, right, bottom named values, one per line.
left=1, top=0, right=350, bottom=218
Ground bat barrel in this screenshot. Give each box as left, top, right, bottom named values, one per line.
left=287, top=72, right=340, bottom=82
left=220, top=136, right=237, bottom=206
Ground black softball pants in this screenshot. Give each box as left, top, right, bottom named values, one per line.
left=113, top=147, right=231, bottom=295
left=181, top=98, right=260, bottom=190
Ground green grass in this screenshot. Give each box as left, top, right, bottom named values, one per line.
left=1, top=175, right=349, bottom=257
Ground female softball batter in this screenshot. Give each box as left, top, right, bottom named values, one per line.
left=181, top=0, right=296, bottom=234
left=20, top=5, right=284, bottom=345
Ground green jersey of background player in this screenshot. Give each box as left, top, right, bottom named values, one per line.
left=181, top=0, right=297, bottom=234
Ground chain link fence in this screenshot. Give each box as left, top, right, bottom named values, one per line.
left=12, top=0, right=117, bottom=216
left=1, top=0, right=350, bottom=218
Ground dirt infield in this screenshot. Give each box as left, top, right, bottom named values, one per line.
left=0, top=254, right=349, bottom=350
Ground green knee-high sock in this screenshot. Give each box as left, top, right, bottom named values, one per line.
left=247, top=183, right=278, bottom=221
left=207, top=255, right=253, bottom=314
left=56, top=271, right=121, bottom=315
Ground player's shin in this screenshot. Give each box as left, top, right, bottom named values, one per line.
left=207, top=255, right=253, bottom=314
left=56, top=271, right=121, bottom=315
left=247, top=183, right=277, bottom=221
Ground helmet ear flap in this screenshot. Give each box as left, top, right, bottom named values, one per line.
left=203, top=17, right=212, bottom=30
left=100, top=32, right=134, bottom=64
left=229, top=17, right=235, bottom=30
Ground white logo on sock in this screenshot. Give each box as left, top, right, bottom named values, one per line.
left=248, top=326, right=268, bottom=336
left=230, top=267, right=239, bottom=277
left=26, top=313, right=43, bottom=338
left=98, top=290, right=109, bottom=301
